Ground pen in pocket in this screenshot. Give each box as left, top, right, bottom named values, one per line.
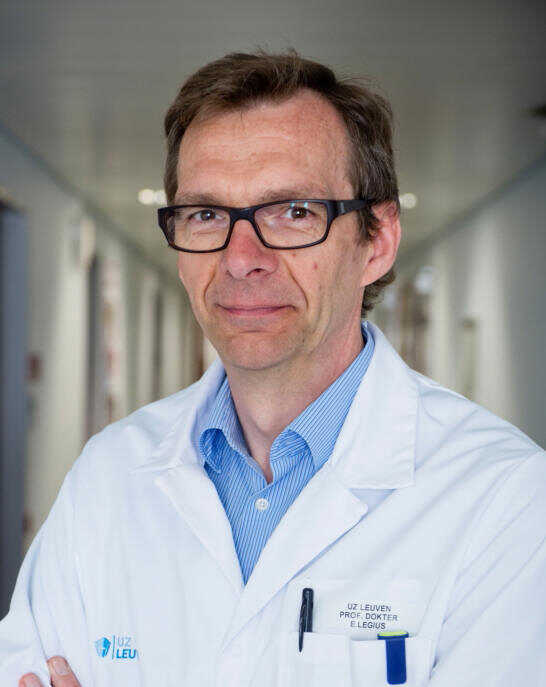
left=298, top=587, right=314, bottom=652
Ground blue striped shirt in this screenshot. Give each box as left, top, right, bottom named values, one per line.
left=197, top=320, right=375, bottom=583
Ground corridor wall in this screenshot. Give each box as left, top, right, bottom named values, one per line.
left=0, top=128, right=201, bottom=553
left=377, top=156, right=546, bottom=449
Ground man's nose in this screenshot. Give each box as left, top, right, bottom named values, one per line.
left=220, top=218, right=278, bottom=279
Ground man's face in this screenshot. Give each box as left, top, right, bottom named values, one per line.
left=175, top=89, right=373, bottom=373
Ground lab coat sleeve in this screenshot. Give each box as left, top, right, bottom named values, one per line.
left=0, top=464, right=92, bottom=686
left=429, top=451, right=546, bottom=686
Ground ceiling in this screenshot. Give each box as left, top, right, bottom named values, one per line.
left=1, top=0, right=545, bottom=279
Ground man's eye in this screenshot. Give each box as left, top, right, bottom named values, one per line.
left=287, top=206, right=310, bottom=219
left=194, top=209, right=216, bottom=222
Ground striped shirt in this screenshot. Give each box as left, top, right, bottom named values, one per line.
left=197, top=320, right=375, bottom=583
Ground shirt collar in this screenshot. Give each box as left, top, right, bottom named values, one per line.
left=282, top=321, right=374, bottom=470
left=197, top=320, right=375, bottom=472
left=198, top=374, right=247, bottom=472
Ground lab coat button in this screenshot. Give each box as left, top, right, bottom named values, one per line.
left=255, top=497, right=270, bottom=511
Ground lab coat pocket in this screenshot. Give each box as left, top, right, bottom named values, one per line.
left=351, top=636, right=433, bottom=686
left=279, top=631, right=352, bottom=687
left=278, top=632, right=432, bottom=687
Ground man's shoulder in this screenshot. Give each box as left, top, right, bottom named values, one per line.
left=72, top=359, right=226, bottom=480
left=408, top=366, right=544, bottom=480
left=73, top=389, right=189, bottom=479
left=369, top=323, right=542, bottom=469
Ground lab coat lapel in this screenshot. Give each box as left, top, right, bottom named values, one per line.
left=154, top=465, right=243, bottom=593
left=131, top=358, right=244, bottom=594
left=222, top=465, right=367, bottom=648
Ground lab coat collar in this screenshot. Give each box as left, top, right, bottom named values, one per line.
left=131, top=321, right=417, bottom=489
left=328, top=321, right=417, bottom=489
left=130, top=356, right=226, bottom=474
left=131, top=359, right=246, bottom=594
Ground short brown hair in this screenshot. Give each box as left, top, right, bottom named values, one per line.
left=163, top=49, right=398, bottom=316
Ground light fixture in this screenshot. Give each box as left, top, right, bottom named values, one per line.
left=138, top=189, right=156, bottom=205
left=138, top=188, right=167, bottom=206
left=400, top=193, right=418, bottom=210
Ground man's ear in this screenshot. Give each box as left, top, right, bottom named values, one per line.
left=359, top=201, right=401, bottom=288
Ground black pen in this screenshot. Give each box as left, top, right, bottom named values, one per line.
left=298, top=587, right=314, bottom=652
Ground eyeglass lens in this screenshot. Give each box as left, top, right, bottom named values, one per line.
left=165, top=201, right=328, bottom=250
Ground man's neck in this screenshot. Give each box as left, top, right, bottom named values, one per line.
left=223, top=322, right=365, bottom=483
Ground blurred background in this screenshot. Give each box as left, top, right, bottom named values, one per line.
left=1, top=0, right=545, bottom=616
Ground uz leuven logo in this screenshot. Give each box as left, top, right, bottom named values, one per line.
left=94, top=635, right=138, bottom=660
left=94, top=637, right=111, bottom=658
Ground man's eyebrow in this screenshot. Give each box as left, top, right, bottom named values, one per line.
left=174, top=192, right=222, bottom=205
left=173, top=186, right=334, bottom=206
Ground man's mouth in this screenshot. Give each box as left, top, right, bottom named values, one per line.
left=219, top=304, right=288, bottom=316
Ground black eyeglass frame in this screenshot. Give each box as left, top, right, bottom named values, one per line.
left=157, top=198, right=370, bottom=253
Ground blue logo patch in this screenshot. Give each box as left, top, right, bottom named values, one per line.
left=94, top=635, right=138, bottom=660
left=94, top=637, right=111, bottom=658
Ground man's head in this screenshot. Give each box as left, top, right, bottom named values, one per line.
left=162, top=50, right=401, bottom=374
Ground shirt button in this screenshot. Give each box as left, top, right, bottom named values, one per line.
left=255, top=497, right=270, bottom=511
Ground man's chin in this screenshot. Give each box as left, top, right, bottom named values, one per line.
left=215, top=335, right=297, bottom=373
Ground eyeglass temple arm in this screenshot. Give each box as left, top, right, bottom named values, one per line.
left=336, top=199, right=369, bottom=215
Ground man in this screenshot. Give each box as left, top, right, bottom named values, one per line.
left=2, top=50, right=545, bottom=687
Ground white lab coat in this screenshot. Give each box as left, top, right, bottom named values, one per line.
left=1, top=322, right=545, bottom=687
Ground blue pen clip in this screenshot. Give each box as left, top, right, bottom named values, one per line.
left=377, top=631, right=409, bottom=685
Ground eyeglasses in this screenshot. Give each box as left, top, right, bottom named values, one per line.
left=157, top=198, right=369, bottom=253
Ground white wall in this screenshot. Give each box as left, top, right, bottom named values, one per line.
left=161, top=288, right=192, bottom=397
left=0, top=130, right=199, bottom=550
left=377, top=157, right=546, bottom=449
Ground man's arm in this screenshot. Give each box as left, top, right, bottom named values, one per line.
left=429, top=451, right=546, bottom=685
left=0, top=467, right=90, bottom=686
